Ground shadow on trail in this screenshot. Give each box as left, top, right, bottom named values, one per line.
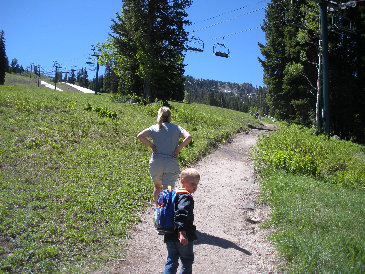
left=195, top=231, right=252, bottom=255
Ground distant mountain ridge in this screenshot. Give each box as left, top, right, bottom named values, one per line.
left=184, top=75, right=258, bottom=97
left=183, top=75, right=267, bottom=113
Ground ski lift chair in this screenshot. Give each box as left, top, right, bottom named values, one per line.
left=213, top=43, right=230, bottom=58
left=187, top=37, right=204, bottom=52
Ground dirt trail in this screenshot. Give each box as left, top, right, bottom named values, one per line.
left=96, top=125, right=281, bottom=273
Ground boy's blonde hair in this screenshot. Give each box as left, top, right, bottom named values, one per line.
left=157, top=107, right=171, bottom=129
left=181, top=168, right=200, bottom=181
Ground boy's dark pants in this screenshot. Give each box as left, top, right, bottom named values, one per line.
left=164, top=242, right=194, bottom=274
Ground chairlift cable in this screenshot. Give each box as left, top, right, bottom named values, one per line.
left=188, top=0, right=288, bottom=34
left=190, top=5, right=249, bottom=25
left=190, top=7, right=267, bottom=33
left=207, top=26, right=261, bottom=41
left=190, top=0, right=268, bottom=26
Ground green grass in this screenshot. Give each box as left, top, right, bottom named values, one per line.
left=252, top=123, right=365, bottom=189
left=260, top=170, right=365, bottom=273
left=0, top=84, right=260, bottom=272
left=252, top=124, right=365, bottom=273
left=5, top=73, right=83, bottom=93
left=4, top=73, right=44, bottom=87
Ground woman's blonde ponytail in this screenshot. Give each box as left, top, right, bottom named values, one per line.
left=157, top=107, right=171, bottom=129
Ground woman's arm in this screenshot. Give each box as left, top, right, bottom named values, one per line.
left=172, top=130, right=192, bottom=158
left=136, top=129, right=157, bottom=153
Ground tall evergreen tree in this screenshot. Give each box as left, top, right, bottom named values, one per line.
left=10, top=58, right=19, bottom=73
left=103, top=64, right=120, bottom=93
left=259, top=0, right=317, bottom=126
left=68, top=69, right=76, bottom=84
left=259, top=0, right=365, bottom=143
left=77, top=68, right=89, bottom=88
left=259, top=1, right=289, bottom=120
left=0, top=30, right=8, bottom=85
left=100, top=0, right=192, bottom=101
left=327, top=2, right=365, bottom=143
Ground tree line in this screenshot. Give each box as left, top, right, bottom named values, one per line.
left=259, top=0, right=364, bottom=143
left=184, top=75, right=269, bottom=115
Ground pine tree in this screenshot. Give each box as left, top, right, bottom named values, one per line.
left=76, top=68, right=89, bottom=88
left=259, top=0, right=317, bottom=125
left=259, top=1, right=289, bottom=119
left=259, top=0, right=365, bottom=143
left=68, top=69, right=76, bottom=84
left=10, top=58, right=19, bottom=73
left=101, top=0, right=192, bottom=101
left=103, top=64, right=120, bottom=93
left=0, top=30, right=8, bottom=85
left=327, top=2, right=365, bottom=143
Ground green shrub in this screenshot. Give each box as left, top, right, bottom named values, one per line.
left=252, top=123, right=365, bottom=189
left=144, top=98, right=164, bottom=117
left=265, top=150, right=318, bottom=176
left=84, top=103, right=118, bottom=119
left=253, top=124, right=365, bottom=272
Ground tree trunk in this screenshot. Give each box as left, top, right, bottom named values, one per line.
left=144, top=76, right=151, bottom=99
left=143, top=0, right=153, bottom=99
left=316, top=50, right=322, bottom=131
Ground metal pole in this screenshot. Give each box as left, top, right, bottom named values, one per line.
left=95, top=62, right=99, bottom=95
left=320, top=1, right=330, bottom=135
left=54, top=66, right=57, bottom=90
left=38, top=65, right=41, bottom=87
left=54, top=62, right=61, bottom=90
left=91, top=48, right=100, bottom=95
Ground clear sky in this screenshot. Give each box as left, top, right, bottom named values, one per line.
left=1, top=0, right=267, bottom=87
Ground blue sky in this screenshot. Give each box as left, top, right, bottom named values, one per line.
left=1, top=0, right=267, bottom=87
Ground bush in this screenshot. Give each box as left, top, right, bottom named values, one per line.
left=252, top=123, right=365, bottom=189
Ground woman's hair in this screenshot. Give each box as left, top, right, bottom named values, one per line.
left=157, top=106, right=171, bottom=128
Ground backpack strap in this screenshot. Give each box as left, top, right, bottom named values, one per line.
left=166, top=186, right=190, bottom=195
left=176, top=188, right=191, bottom=195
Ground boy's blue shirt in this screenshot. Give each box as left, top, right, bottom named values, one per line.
left=164, top=192, right=197, bottom=243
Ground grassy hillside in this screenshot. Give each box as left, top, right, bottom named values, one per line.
left=0, top=84, right=261, bottom=272
left=4, top=74, right=363, bottom=273
left=252, top=124, right=365, bottom=272
left=4, top=73, right=84, bottom=93
left=4, top=73, right=46, bottom=87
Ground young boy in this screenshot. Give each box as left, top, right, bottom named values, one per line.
left=164, top=168, right=200, bottom=274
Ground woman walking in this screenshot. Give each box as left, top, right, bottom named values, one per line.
left=137, top=107, right=192, bottom=205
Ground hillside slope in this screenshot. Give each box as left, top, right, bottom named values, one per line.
left=0, top=84, right=263, bottom=272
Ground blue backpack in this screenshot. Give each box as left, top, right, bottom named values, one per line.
left=154, top=186, right=189, bottom=235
